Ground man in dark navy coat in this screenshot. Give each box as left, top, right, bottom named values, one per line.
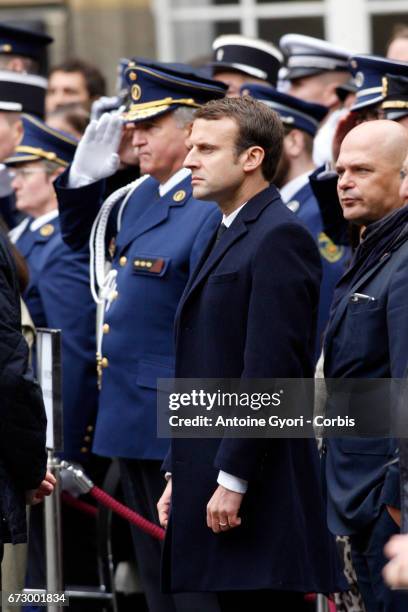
left=158, top=96, right=345, bottom=609
left=324, top=120, right=408, bottom=611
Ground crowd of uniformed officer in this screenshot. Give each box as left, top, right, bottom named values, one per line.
left=1, top=17, right=408, bottom=612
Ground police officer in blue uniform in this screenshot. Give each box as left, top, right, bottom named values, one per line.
left=0, top=69, right=48, bottom=229
left=0, top=22, right=52, bottom=75
left=0, top=23, right=52, bottom=228
left=210, top=34, right=283, bottom=96
left=54, top=63, right=226, bottom=611
left=7, top=115, right=98, bottom=462
left=279, top=34, right=352, bottom=167
left=242, top=84, right=349, bottom=358
left=382, top=72, right=408, bottom=127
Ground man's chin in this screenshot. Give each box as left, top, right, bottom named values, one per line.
left=192, top=185, right=211, bottom=201
left=342, top=211, right=366, bottom=226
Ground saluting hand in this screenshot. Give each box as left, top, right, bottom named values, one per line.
left=69, top=113, right=123, bottom=188
left=206, top=485, right=242, bottom=534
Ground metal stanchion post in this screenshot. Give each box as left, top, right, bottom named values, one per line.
left=44, top=450, right=63, bottom=612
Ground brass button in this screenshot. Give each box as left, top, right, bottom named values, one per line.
left=103, top=323, right=110, bottom=334
left=80, top=447, right=88, bottom=453
left=110, top=290, right=118, bottom=301
left=119, top=256, right=127, bottom=267
left=84, top=436, right=91, bottom=443
left=86, top=425, right=94, bottom=433
left=146, top=262, right=152, bottom=268
left=101, top=357, right=109, bottom=368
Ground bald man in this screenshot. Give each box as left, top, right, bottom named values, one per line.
left=323, top=120, right=408, bottom=611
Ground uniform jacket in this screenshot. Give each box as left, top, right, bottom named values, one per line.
left=288, top=180, right=349, bottom=358
left=324, top=207, right=408, bottom=535
left=55, top=172, right=220, bottom=460
left=14, top=216, right=98, bottom=461
left=0, top=232, right=46, bottom=544
left=163, top=185, right=346, bottom=593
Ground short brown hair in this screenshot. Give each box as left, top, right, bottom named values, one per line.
left=194, top=96, right=284, bottom=181
left=48, top=58, right=106, bottom=99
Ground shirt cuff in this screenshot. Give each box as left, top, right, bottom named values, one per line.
left=217, top=470, right=248, bottom=494
left=164, top=472, right=172, bottom=481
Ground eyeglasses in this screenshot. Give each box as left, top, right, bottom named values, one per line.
left=8, top=168, right=48, bottom=180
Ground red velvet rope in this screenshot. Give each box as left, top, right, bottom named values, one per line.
left=61, top=491, right=98, bottom=518
left=62, top=487, right=165, bottom=541
left=90, top=485, right=165, bottom=541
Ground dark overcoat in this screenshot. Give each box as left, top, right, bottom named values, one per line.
left=324, top=219, right=408, bottom=536
left=163, top=185, right=346, bottom=594
left=0, top=232, right=46, bottom=544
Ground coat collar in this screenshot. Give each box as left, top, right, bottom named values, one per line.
left=177, top=184, right=279, bottom=310
left=116, top=174, right=192, bottom=255
left=16, top=216, right=59, bottom=258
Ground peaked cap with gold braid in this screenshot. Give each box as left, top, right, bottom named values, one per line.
left=5, top=114, right=77, bottom=167
left=122, top=60, right=227, bottom=123
left=382, top=72, right=408, bottom=121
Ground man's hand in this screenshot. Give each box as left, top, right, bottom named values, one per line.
left=69, top=113, right=123, bottom=188
left=157, top=479, right=172, bottom=529
left=206, top=485, right=243, bottom=534
left=26, top=471, right=56, bottom=505
left=384, top=534, right=408, bottom=588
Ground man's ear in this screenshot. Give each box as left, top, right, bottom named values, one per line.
left=242, top=145, right=265, bottom=174
left=284, top=129, right=305, bottom=158
left=323, top=83, right=341, bottom=110
left=50, top=166, right=65, bottom=183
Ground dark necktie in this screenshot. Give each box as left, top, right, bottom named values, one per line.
left=214, top=222, right=228, bottom=247
left=204, top=222, right=228, bottom=264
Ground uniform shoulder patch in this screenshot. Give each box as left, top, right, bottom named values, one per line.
left=318, top=231, right=344, bottom=263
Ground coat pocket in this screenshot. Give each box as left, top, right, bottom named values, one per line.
left=207, top=271, right=238, bottom=284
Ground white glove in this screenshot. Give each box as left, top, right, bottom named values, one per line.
left=90, top=95, right=125, bottom=121
left=69, top=113, right=123, bottom=188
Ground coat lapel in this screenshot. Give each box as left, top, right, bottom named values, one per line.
left=116, top=175, right=192, bottom=255
left=177, top=184, right=279, bottom=315
left=187, top=219, right=247, bottom=297
left=16, top=218, right=59, bottom=258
